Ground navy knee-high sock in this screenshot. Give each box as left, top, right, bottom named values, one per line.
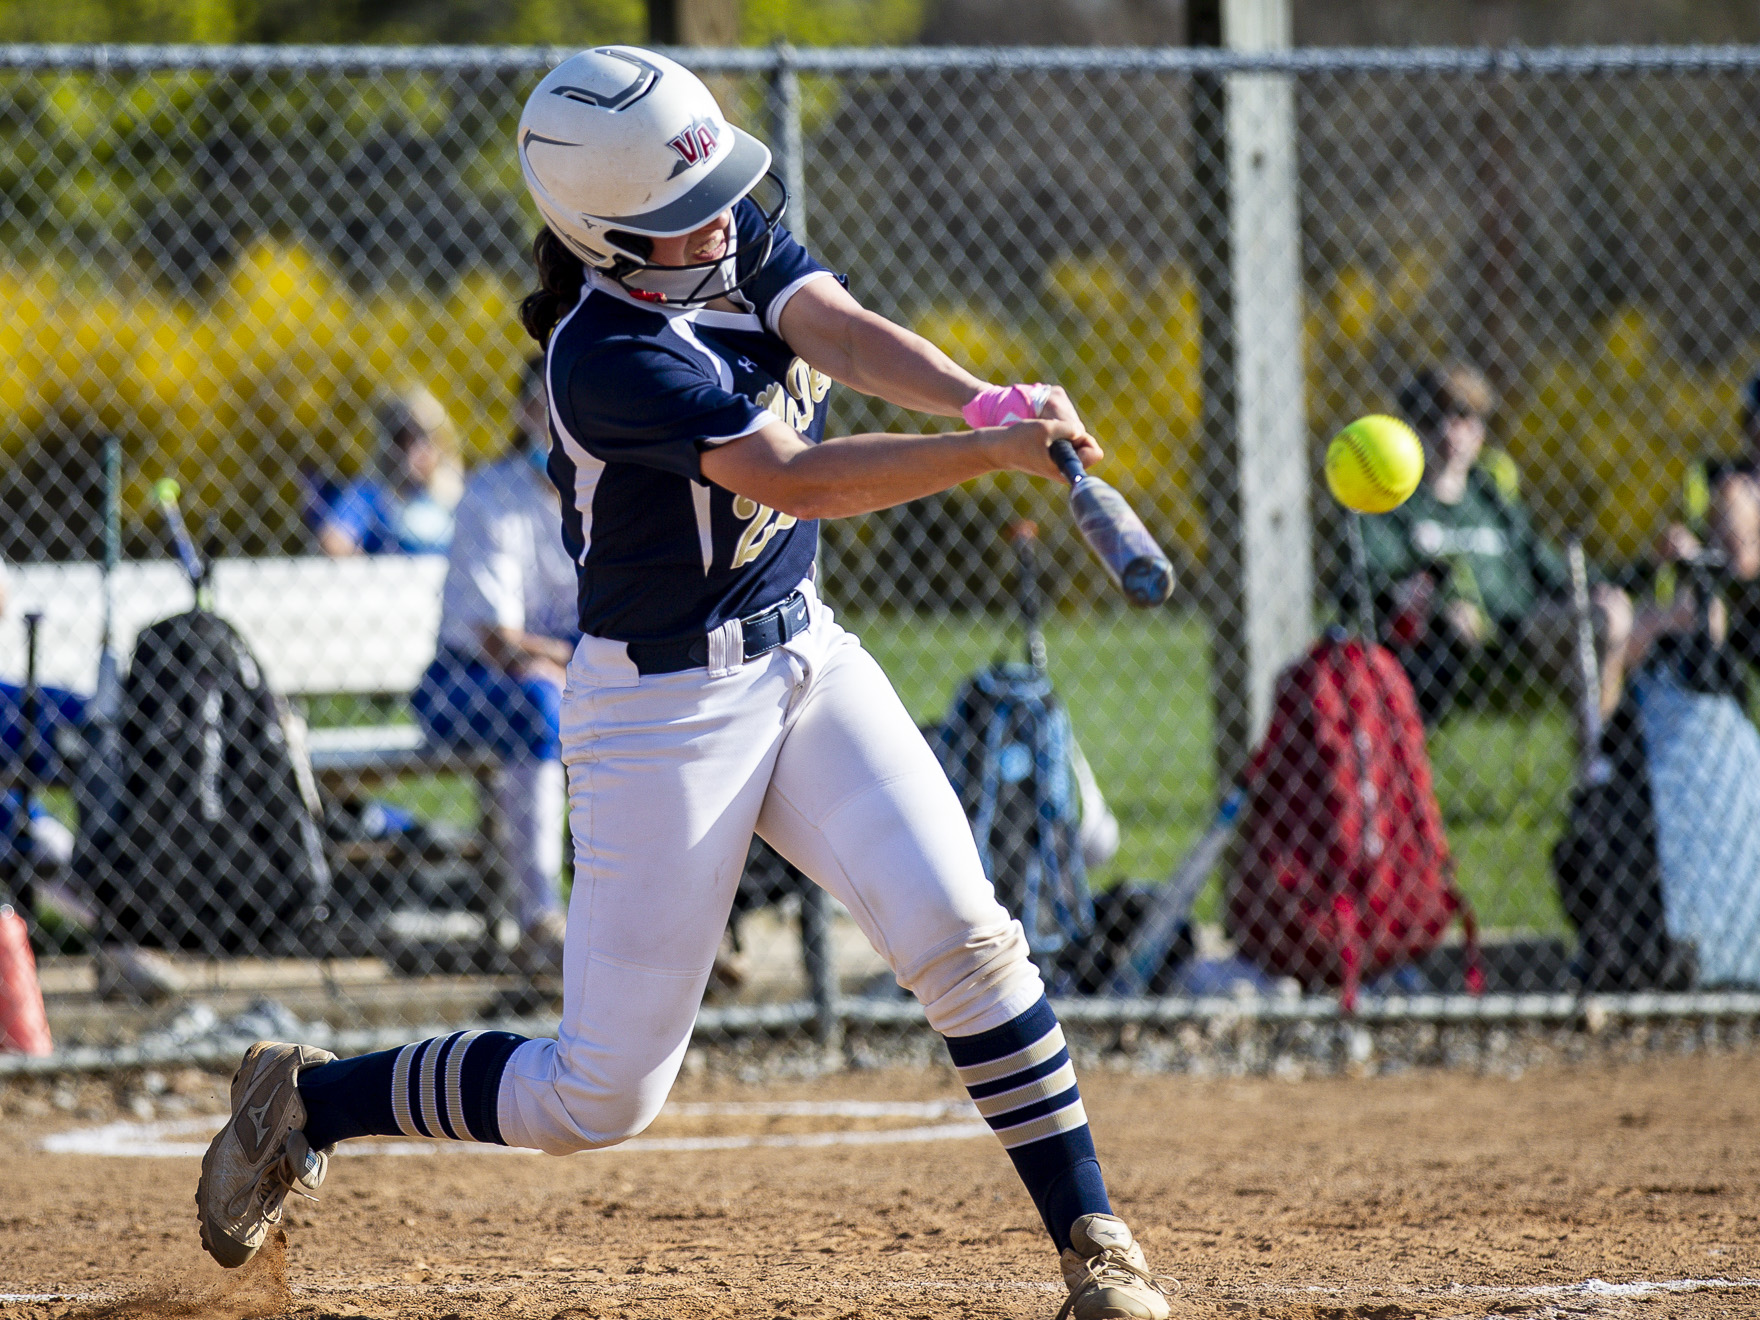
left=943, top=997, right=1111, bottom=1252
left=298, top=1030, right=526, bottom=1151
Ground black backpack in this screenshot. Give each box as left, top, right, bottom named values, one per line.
left=933, top=662, right=1094, bottom=966
left=81, top=610, right=331, bottom=955
left=1551, top=629, right=1732, bottom=993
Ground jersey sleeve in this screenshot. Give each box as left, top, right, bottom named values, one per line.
left=560, top=339, right=770, bottom=480
left=735, top=200, right=838, bottom=336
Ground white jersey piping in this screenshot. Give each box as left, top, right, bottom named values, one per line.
left=763, top=269, right=837, bottom=336
left=546, top=287, right=608, bottom=568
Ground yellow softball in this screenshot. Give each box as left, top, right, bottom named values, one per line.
left=1325, top=415, right=1424, bottom=513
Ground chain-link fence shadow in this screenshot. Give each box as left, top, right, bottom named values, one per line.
left=5, top=45, right=1760, bottom=1060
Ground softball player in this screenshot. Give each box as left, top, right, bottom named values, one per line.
left=198, top=46, right=1170, bottom=1320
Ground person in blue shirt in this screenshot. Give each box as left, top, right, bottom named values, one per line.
left=199, top=47, right=1171, bottom=1320
left=319, top=389, right=462, bottom=556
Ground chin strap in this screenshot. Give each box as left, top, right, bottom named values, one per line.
left=617, top=225, right=745, bottom=306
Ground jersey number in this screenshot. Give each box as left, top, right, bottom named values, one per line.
left=731, top=357, right=826, bottom=569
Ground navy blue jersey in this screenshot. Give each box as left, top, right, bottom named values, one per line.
left=545, top=199, right=838, bottom=643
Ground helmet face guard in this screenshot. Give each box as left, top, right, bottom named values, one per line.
left=604, top=171, right=789, bottom=307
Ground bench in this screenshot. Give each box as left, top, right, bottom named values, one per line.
left=2, top=556, right=516, bottom=957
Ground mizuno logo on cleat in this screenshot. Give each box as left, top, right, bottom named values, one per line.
left=244, top=1099, right=274, bottom=1152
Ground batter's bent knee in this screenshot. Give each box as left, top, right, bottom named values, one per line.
left=897, top=919, right=1044, bottom=1038
left=549, top=1086, right=663, bottom=1153
left=495, top=1039, right=674, bottom=1155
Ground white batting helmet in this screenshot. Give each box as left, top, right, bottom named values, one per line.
left=518, top=46, right=782, bottom=303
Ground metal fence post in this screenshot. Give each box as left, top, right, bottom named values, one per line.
left=766, top=43, right=839, bottom=1049
left=768, top=43, right=809, bottom=246
left=1191, top=0, right=1315, bottom=786
left=797, top=874, right=842, bottom=1049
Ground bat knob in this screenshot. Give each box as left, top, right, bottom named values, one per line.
left=1047, top=439, right=1086, bottom=486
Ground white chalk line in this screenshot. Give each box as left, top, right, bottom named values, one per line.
left=38, top=1099, right=988, bottom=1159
left=1438, top=1276, right=1760, bottom=1301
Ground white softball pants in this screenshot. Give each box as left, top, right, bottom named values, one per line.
left=497, top=581, right=1043, bottom=1155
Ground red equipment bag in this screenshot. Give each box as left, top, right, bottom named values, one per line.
left=1226, top=635, right=1483, bottom=1010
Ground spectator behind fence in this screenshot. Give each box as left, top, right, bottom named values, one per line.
left=1650, top=370, right=1760, bottom=676
left=410, top=359, right=577, bottom=969
left=1359, top=364, right=1575, bottom=724
left=1656, top=370, right=1760, bottom=565
left=1601, top=472, right=1760, bottom=701
left=319, top=388, right=463, bottom=557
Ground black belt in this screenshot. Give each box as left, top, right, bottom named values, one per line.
left=624, top=590, right=812, bottom=676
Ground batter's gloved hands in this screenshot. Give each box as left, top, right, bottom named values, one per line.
left=989, top=417, right=1103, bottom=481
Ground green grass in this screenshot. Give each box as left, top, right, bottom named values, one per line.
left=303, top=610, right=1576, bottom=936
left=1426, top=708, right=1573, bottom=932
left=848, top=609, right=1217, bottom=889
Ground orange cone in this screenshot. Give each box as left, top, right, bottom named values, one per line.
left=0, top=904, right=52, bottom=1056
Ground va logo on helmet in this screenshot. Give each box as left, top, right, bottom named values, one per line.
left=666, top=116, right=722, bottom=174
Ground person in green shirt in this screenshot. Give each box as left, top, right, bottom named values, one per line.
left=1359, top=364, right=1575, bottom=724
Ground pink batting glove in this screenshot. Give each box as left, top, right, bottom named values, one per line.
left=962, top=383, right=1051, bottom=429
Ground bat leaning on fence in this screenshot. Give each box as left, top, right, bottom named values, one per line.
left=93, top=437, right=122, bottom=729
left=1566, top=540, right=1606, bottom=784
left=1109, top=784, right=1245, bottom=996
left=152, top=478, right=214, bottom=612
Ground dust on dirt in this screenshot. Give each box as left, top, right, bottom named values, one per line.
left=3, top=1053, right=1759, bottom=1319
left=53, top=1231, right=289, bottom=1320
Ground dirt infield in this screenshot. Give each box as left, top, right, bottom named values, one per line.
left=2, top=1052, right=1758, bottom=1319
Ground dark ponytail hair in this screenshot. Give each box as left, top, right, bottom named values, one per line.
left=520, top=227, right=587, bottom=348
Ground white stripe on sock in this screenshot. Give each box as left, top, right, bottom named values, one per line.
left=953, top=1024, right=1066, bottom=1088
left=416, top=1036, right=449, bottom=1140
left=972, top=1060, right=1079, bottom=1122
left=389, top=1043, right=422, bottom=1139
left=444, top=1031, right=485, bottom=1141
left=992, top=1097, right=1089, bottom=1150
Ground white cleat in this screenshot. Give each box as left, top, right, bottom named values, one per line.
left=1056, top=1213, right=1175, bottom=1320
left=195, top=1041, right=336, bottom=1268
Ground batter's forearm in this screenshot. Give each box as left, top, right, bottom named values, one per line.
left=764, top=430, right=1004, bottom=518
left=779, top=277, right=983, bottom=416
left=701, top=415, right=1095, bottom=521
left=831, top=311, right=985, bottom=417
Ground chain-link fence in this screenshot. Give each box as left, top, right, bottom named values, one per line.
left=5, top=44, right=1760, bottom=1061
